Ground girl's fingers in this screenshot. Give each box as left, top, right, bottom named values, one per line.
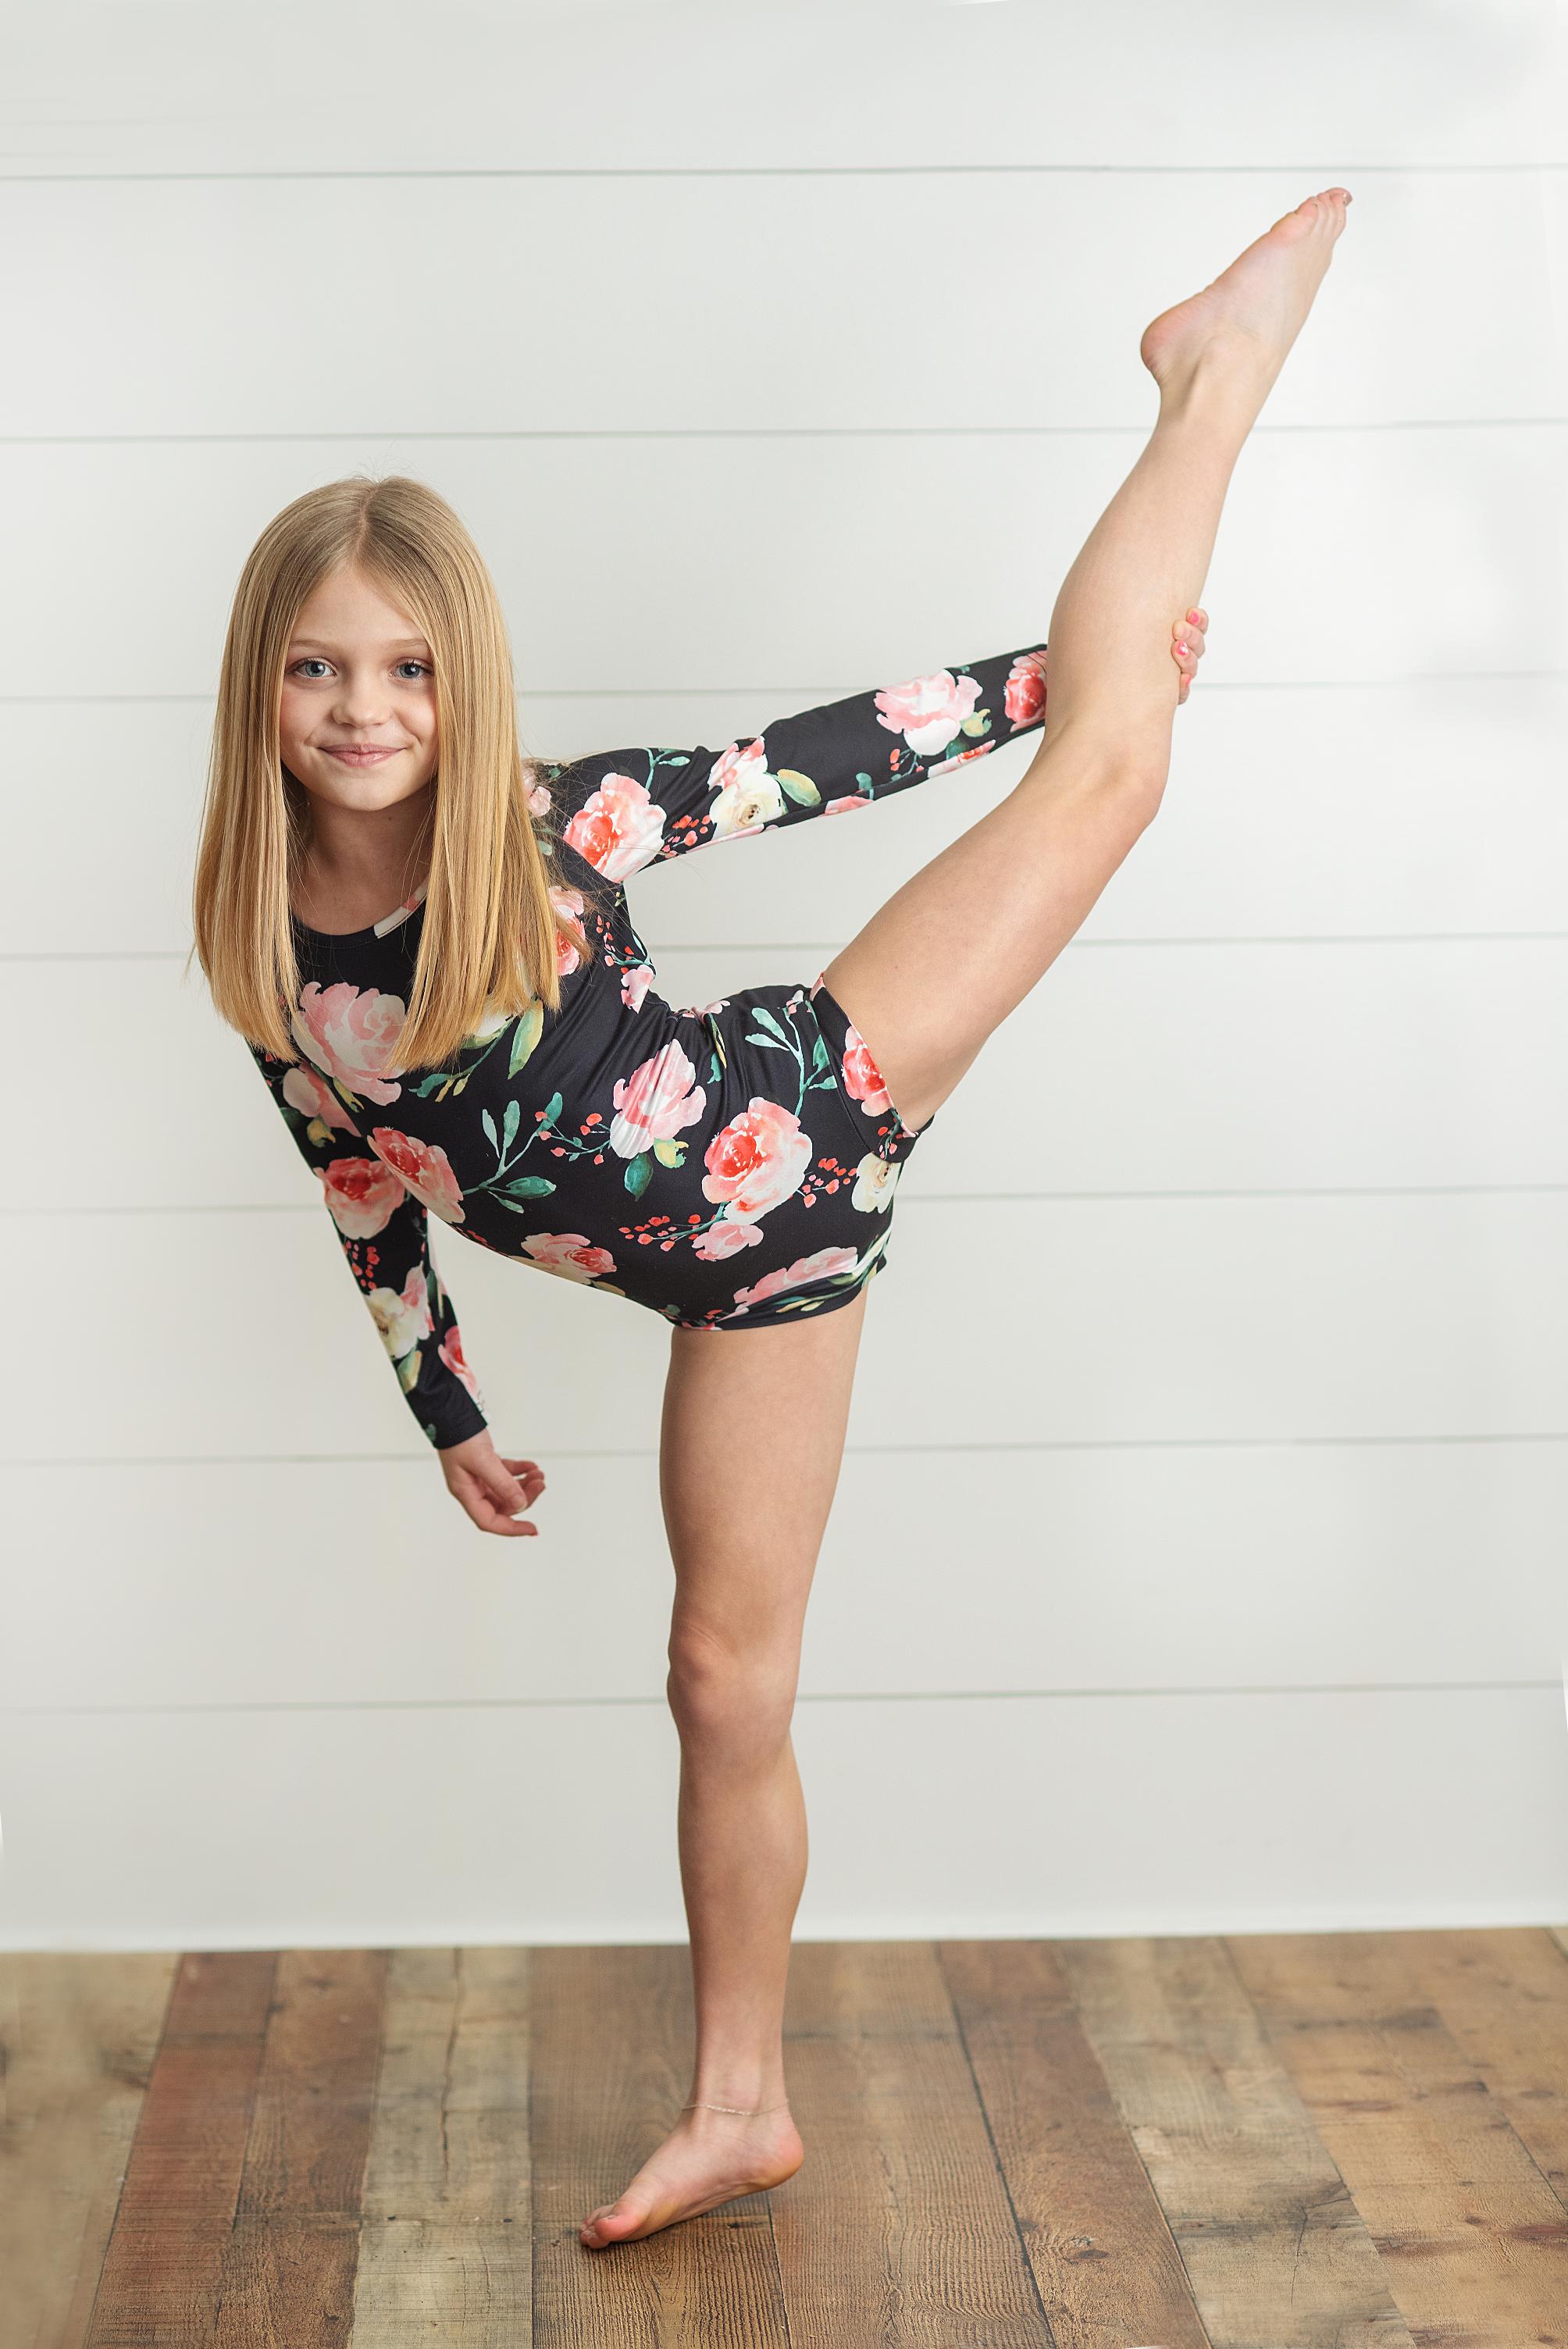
left=462, top=1467, right=538, bottom=1535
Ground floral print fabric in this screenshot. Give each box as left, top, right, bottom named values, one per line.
left=250, top=642, right=1049, bottom=1448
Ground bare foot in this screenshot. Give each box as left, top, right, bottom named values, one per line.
left=578, top=2105, right=805, bottom=2249
left=1139, top=187, right=1352, bottom=424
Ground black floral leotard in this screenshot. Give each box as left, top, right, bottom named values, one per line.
left=248, top=642, right=1050, bottom=1449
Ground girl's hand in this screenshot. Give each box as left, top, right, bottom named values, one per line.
left=437, top=1431, right=546, bottom=1536
left=1171, top=606, right=1209, bottom=703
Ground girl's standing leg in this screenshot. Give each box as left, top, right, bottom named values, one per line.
left=821, top=188, right=1350, bottom=1132
left=579, top=1292, right=868, bottom=2249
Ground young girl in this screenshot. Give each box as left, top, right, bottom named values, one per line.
left=192, top=189, right=1349, bottom=2251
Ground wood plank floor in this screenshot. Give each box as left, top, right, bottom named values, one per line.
left=5, top=1930, right=1566, bottom=2348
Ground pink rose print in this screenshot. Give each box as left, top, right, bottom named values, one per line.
left=368, top=1128, right=467, bottom=1224
left=702, top=1099, right=812, bottom=1222
left=367, top=1262, right=435, bottom=1361
left=840, top=1022, right=894, bottom=1117
left=621, top=962, right=655, bottom=1011
left=1003, top=648, right=1048, bottom=728
left=608, top=1040, right=707, bottom=1158
left=282, top=1062, right=362, bottom=1135
left=707, top=738, right=786, bottom=839
left=526, top=775, right=553, bottom=818
left=550, top=884, right=586, bottom=977
left=438, top=1323, right=485, bottom=1408
left=319, top=1153, right=408, bottom=1240
left=732, top=1246, right=859, bottom=1311
left=563, top=772, right=666, bottom=881
left=292, top=981, right=407, bottom=1103
left=522, top=1232, right=618, bottom=1283
left=677, top=996, right=729, bottom=1018
left=825, top=794, right=873, bottom=814
left=874, top=668, right=982, bottom=759
left=693, top=1218, right=764, bottom=1262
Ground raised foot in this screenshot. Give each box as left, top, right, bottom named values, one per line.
left=578, top=2106, right=805, bottom=2249
left=1139, top=186, right=1352, bottom=419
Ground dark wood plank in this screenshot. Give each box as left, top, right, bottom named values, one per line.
left=1385, top=1927, right=1568, bottom=2206
left=769, top=1939, right=1053, bottom=2347
left=0, top=1952, right=177, bottom=2349
left=1231, top=1930, right=1568, bottom=2349
left=350, top=1947, right=533, bottom=2344
left=1058, top=1937, right=1413, bottom=2347
left=231, top=1947, right=387, bottom=2219
left=84, top=1951, right=277, bottom=2347
left=939, top=1937, right=1210, bottom=2349
left=529, top=1943, right=790, bottom=2347
left=212, top=1948, right=385, bottom=2348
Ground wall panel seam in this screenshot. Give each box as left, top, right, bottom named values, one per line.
left=5, top=1433, right=1566, bottom=1467
left=5, top=164, right=1564, bottom=183
left=1, top=1679, right=1556, bottom=1719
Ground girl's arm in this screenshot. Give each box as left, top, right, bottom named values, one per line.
left=540, top=642, right=1050, bottom=880
left=248, top=1044, right=490, bottom=1453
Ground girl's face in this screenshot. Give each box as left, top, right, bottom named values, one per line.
left=280, top=564, right=439, bottom=813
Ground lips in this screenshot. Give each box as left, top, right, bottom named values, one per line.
left=324, top=744, right=402, bottom=765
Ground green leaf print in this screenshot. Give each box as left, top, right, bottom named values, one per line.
left=503, top=1174, right=557, bottom=1199
left=749, top=1007, right=789, bottom=1043
left=653, top=1138, right=687, bottom=1168
left=624, top=1153, right=653, bottom=1198
left=776, top=768, right=821, bottom=807
left=508, top=1001, right=543, bottom=1076
left=502, top=1098, right=521, bottom=1155
left=540, top=1091, right=563, bottom=1127
left=960, top=711, right=992, bottom=738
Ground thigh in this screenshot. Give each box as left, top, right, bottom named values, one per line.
left=660, top=1289, right=868, bottom=1663
left=818, top=740, right=1151, bottom=1134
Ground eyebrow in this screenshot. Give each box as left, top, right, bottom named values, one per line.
left=287, top=634, right=433, bottom=652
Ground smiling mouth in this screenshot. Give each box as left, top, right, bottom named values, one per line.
left=324, top=744, right=403, bottom=763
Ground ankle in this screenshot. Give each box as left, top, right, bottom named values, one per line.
left=684, top=2068, right=788, bottom=2115
left=1153, top=350, right=1265, bottom=444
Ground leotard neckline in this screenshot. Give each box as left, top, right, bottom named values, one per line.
left=290, top=875, right=429, bottom=945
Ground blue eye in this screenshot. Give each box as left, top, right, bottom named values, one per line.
left=397, top=661, right=432, bottom=680
left=290, top=658, right=330, bottom=679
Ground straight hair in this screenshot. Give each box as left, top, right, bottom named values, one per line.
left=189, top=472, right=591, bottom=1068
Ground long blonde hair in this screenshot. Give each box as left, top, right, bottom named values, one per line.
left=189, top=472, right=590, bottom=1068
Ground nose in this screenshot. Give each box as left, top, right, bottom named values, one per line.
left=331, top=670, right=394, bottom=726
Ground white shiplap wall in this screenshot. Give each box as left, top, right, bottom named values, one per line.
left=2, top=0, right=1565, bottom=1949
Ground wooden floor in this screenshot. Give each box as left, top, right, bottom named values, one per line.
left=6, top=1929, right=1568, bottom=2348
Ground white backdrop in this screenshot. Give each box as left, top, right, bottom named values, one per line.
left=2, top=0, right=1565, bottom=1948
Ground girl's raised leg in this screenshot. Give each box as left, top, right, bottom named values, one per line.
left=820, top=187, right=1350, bottom=1134
left=578, top=1292, right=868, bottom=2249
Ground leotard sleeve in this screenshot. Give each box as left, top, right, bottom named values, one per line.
left=248, top=1043, right=491, bottom=1452
left=543, top=640, right=1049, bottom=874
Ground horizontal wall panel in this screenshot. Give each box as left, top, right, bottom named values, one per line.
left=5, top=682, right=1564, bottom=955
left=1, top=1685, right=1563, bottom=1951
left=624, top=678, right=1568, bottom=948
left=6, top=0, right=1559, bottom=175
left=1, top=427, right=1559, bottom=701
left=5, top=171, right=1556, bottom=435
left=1, top=1440, right=1560, bottom=1711
left=11, top=936, right=1563, bottom=1212
left=5, top=1193, right=1563, bottom=1460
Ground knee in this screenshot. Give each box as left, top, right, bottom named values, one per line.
left=1035, top=716, right=1171, bottom=827
left=665, top=1620, right=799, bottom=1756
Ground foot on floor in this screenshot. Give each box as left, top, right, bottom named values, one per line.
left=579, top=2105, right=805, bottom=2248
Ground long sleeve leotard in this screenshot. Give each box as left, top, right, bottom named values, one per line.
left=249, top=642, right=1049, bottom=1448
